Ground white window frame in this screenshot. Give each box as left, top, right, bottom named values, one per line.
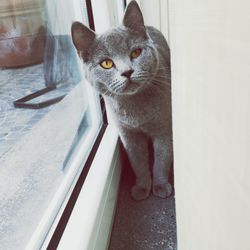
left=55, top=126, right=120, bottom=250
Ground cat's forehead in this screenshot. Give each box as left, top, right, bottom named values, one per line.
left=94, top=27, right=145, bottom=55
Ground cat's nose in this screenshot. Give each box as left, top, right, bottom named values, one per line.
left=121, top=69, right=134, bottom=78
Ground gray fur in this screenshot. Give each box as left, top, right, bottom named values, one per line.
left=71, top=1, right=172, bottom=200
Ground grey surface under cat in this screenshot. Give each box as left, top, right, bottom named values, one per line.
left=71, top=1, right=172, bottom=200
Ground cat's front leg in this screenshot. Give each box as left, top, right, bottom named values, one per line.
left=119, top=128, right=152, bottom=200
left=152, top=134, right=173, bottom=198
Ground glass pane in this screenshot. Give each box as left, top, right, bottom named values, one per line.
left=0, top=0, right=102, bottom=249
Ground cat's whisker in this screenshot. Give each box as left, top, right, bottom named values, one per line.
left=153, top=77, right=171, bottom=84
left=135, top=72, right=149, bottom=78
left=132, top=77, right=147, bottom=82
left=154, top=73, right=171, bottom=79
left=101, top=87, right=115, bottom=98
left=113, top=83, right=125, bottom=94
left=109, top=80, right=119, bottom=89
left=154, top=76, right=171, bottom=82
left=155, top=72, right=171, bottom=77
left=155, top=71, right=170, bottom=76
left=103, top=90, right=111, bottom=96
left=151, top=79, right=171, bottom=89
left=157, top=65, right=171, bottom=70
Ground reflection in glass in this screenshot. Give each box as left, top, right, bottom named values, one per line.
left=0, top=0, right=101, bottom=249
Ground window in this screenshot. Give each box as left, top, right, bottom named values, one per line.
left=0, top=0, right=103, bottom=249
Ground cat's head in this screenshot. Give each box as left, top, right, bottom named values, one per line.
left=71, top=1, right=159, bottom=96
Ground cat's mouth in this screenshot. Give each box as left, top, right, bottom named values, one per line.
left=104, top=79, right=144, bottom=96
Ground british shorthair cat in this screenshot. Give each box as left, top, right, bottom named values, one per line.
left=71, top=1, right=172, bottom=200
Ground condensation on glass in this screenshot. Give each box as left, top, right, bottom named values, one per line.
left=0, top=0, right=101, bottom=249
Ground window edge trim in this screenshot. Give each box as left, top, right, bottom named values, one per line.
left=57, top=126, right=121, bottom=249
left=45, top=123, right=108, bottom=249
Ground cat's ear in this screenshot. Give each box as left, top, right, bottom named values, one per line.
left=71, top=22, right=95, bottom=56
left=123, top=1, right=146, bottom=36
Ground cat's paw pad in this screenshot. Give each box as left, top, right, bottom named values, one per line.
left=131, top=185, right=151, bottom=201
left=153, top=182, right=172, bottom=198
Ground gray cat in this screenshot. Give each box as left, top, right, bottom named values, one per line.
left=71, top=1, right=172, bottom=200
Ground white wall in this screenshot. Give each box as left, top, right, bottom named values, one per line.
left=170, top=1, right=250, bottom=249
left=132, top=0, right=170, bottom=41
left=92, top=0, right=124, bottom=32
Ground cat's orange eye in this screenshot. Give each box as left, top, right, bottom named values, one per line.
left=100, top=59, right=114, bottom=69
left=130, top=48, right=142, bottom=59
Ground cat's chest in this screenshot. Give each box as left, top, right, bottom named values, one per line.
left=105, top=88, right=170, bottom=130
left=115, top=101, right=151, bottom=127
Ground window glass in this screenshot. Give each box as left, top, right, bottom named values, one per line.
left=0, top=0, right=102, bottom=249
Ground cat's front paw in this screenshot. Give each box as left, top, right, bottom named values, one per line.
left=153, top=182, right=172, bottom=198
left=131, top=185, right=151, bottom=201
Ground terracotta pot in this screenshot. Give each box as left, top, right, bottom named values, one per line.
left=0, top=0, right=46, bottom=68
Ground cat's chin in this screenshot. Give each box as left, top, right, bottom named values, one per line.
left=117, top=80, right=144, bottom=96
left=119, top=89, right=139, bottom=96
